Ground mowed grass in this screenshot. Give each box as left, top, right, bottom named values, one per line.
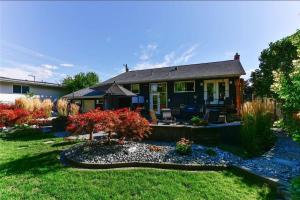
left=0, top=129, right=276, bottom=200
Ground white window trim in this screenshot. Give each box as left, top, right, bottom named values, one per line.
left=149, top=82, right=168, bottom=114
left=203, top=79, right=229, bottom=103
left=174, top=80, right=195, bottom=93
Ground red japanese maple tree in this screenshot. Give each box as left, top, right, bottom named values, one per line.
left=66, top=108, right=151, bottom=143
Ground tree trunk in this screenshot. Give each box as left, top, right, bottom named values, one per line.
left=88, top=125, right=94, bottom=141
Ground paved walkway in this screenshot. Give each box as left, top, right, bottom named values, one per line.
left=238, top=130, right=300, bottom=184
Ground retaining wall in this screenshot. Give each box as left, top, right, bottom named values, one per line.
left=148, top=122, right=241, bottom=146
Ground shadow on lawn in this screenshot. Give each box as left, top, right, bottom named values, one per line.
left=0, top=150, right=65, bottom=176
left=223, top=169, right=276, bottom=200
left=0, top=128, right=56, bottom=141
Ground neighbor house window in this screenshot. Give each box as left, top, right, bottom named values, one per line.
left=174, top=81, right=195, bottom=93
left=131, top=84, right=140, bottom=94
left=22, top=86, right=30, bottom=94
left=13, top=85, right=30, bottom=94
left=13, top=85, right=22, bottom=93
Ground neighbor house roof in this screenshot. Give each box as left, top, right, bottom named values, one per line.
left=64, top=83, right=136, bottom=99
left=101, top=60, right=246, bottom=85
left=0, top=76, right=63, bottom=88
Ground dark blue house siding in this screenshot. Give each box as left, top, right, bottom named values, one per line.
left=124, top=77, right=239, bottom=111
left=167, top=80, right=204, bottom=109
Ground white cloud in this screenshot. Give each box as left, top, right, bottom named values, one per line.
left=1, top=65, right=55, bottom=81
left=41, top=64, right=57, bottom=69
left=60, top=63, right=74, bottom=67
left=139, top=43, right=158, bottom=61
left=134, top=44, right=198, bottom=70
left=173, top=44, right=198, bottom=65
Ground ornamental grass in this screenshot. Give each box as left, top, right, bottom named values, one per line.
left=69, top=104, right=80, bottom=116
left=240, top=100, right=275, bottom=156
left=57, top=99, right=68, bottom=117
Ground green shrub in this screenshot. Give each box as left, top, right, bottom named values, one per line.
left=191, top=116, right=208, bottom=126
left=290, top=176, right=300, bottom=200
left=205, top=148, right=217, bottom=157
left=240, top=101, right=276, bottom=156
left=176, top=138, right=192, bottom=155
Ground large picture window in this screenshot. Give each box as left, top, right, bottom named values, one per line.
left=13, top=85, right=22, bottom=94
left=131, top=84, right=140, bottom=94
left=13, top=85, right=30, bottom=94
left=174, top=81, right=195, bottom=93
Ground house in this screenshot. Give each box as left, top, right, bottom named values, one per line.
left=0, top=76, right=67, bottom=104
left=65, top=53, right=246, bottom=117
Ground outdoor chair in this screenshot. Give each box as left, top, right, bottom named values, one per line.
left=204, top=109, right=220, bottom=124
left=160, top=108, right=175, bottom=124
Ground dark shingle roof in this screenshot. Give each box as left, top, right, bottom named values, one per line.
left=64, top=83, right=136, bottom=99
left=101, top=60, right=246, bottom=85
left=103, top=83, right=136, bottom=96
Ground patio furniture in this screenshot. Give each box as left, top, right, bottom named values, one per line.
left=161, top=108, right=175, bottom=124
left=204, top=109, right=220, bottom=124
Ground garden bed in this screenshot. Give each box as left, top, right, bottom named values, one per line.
left=62, top=140, right=242, bottom=167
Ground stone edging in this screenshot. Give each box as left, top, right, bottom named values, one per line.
left=61, top=154, right=290, bottom=200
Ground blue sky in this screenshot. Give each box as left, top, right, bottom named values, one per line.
left=0, top=1, right=299, bottom=83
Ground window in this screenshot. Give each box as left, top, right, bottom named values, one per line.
left=174, top=81, right=195, bottom=93
left=22, top=86, right=30, bottom=94
left=13, top=85, right=30, bottom=94
left=218, top=82, right=226, bottom=100
left=207, top=83, right=214, bottom=101
left=131, top=84, right=140, bottom=94
left=13, top=85, right=22, bottom=93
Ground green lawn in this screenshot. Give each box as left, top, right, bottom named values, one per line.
left=291, top=176, right=300, bottom=199
left=0, top=128, right=276, bottom=200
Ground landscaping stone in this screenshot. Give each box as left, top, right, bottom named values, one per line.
left=239, top=131, right=300, bottom=183
left=63, top=130, right=300, bottom=187
left=63, top=141, right=241, bottom=167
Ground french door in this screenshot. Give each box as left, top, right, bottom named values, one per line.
left=150, top=93, right=160, bottom=114
left=204, top=79, right=229, bottom=104
left=149, top=83, right=167, bottom=114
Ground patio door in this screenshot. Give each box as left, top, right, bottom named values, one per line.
left=150, top=93, right=160, bottom=114
left=204, top=79, right=229, bottom=104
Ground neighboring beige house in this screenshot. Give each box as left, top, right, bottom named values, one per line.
left=0, top=76, right=67, bottom=104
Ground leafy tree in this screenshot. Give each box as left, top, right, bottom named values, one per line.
left=251, top=31, right=299, bottom=97
left=62, top=72, right=99, bottom=93
left=66, top=108, right=151, bottom=142
left=272, top=61, right=300, bottom=141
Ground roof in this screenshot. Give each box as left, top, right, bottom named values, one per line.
left=103, top=83, right=136, bottom=96
left=64, top=83, right=136, bottom=99
left=101, top=60, right=246, bottom=85
left=0, top=76, right=63, bottom=88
